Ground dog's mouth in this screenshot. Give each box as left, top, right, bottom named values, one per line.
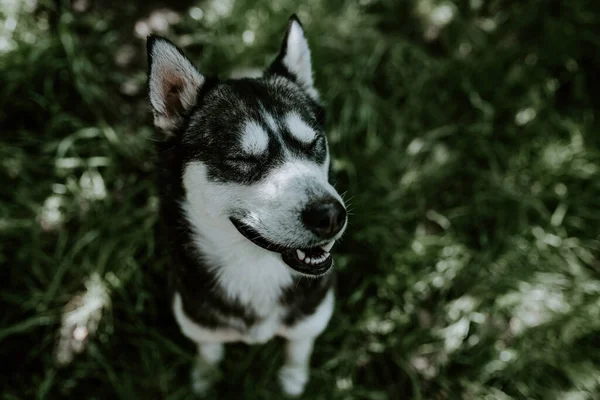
left=230, top=218, right=334, bottom=276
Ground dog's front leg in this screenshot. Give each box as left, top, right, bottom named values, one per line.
left=278, top=290, right=335, bottom=396
left=279, top=337, right=314, bottom=396
left=191, top=342, right=224, bottom=395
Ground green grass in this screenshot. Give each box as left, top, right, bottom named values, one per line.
left=2, top=0, right=600, bottom=399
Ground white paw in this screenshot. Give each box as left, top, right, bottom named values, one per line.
left=243, top=322, right=277, bottom=344
left=191, top=376, right=212, bottom=396
left=279, top=364, right=309, bottom=397
left=190, top=360, right=219, bottom=396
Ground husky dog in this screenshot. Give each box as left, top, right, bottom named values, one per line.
left=146, top=15, right=347, bottom=396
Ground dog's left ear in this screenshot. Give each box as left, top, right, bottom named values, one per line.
left=147, top=35, right=205, bottom=134
left=268, top=15, right=318, bottom=101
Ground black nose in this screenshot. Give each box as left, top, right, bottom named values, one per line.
left=301, top=198, right=347, bottom=239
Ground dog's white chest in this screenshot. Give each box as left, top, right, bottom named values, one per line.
left=243, top=310, right=284, bottom=344
left=212, top=249, right=293, bottom=314
left=211, top=252, right=291, bottom=344
left=174, top=202, right=295, bottom=343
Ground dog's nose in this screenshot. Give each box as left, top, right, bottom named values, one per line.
left=301, top=198, right=347, bottom=239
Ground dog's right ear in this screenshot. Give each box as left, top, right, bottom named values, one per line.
left=147, top=36, right=204, bottom=134
left=267, top=15, right=319, bottom=101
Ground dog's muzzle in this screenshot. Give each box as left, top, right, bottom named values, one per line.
left=229, top=217, right=338, bottom=276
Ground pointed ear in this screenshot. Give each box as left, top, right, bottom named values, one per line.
left=268, top=15, right=318, bottom=100
left=147, top=36, right=204, bottom=133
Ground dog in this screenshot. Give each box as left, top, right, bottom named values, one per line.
left=146, top=14, right=348, bottom=396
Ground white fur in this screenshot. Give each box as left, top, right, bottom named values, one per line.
left=181, top=164, right=294, bottom=314
left=149, top=40, right=204, bottom=131
left=279, top=339, right=313, bottom=396
left=283, top=20, right=319, bottom=100
left=241, top=121, right=269, bottom=155
left=191, top=343, right=224, bottom=394
left=198, top=342, right=224, bottom=364
left=245, top=310, right=283, bottom=344
left=286, top=112, right=316, bottom=143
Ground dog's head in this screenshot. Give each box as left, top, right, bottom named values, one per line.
left=147, top=15, right=347, bottom=276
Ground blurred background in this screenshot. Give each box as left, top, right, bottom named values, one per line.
left=2, top=0, right=600, bottom=398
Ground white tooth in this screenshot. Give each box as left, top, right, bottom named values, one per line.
left=296, top=249, right=305, bottom=260
left=313, top=254, right=326, bottom=263
left=324, top=251, right=330, bottom=258
left=320, top=241, right=335, bottom=252
left=305, top=257, right=311, bottom=264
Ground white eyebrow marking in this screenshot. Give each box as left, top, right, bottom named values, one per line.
left=241, top=121, right=269, bottom=154
left=285, top=112, right=315, bottom=143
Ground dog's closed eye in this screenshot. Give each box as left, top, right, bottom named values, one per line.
left=227, top=155, right=261, bottom=163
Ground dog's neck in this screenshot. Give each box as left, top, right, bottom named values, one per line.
left=180, top=199, right=294, bottom=315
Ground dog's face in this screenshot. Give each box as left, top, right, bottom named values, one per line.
left=147, top=16, right=347, bottom=276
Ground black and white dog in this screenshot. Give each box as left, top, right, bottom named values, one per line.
left=147, top=15, right=347, bottom=396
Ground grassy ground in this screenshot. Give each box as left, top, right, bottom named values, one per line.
left=2, top=0, right=600, bottom=399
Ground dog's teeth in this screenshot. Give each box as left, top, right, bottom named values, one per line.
left=309, top=252, right=330, bottom=264
left=320, top=241, right=335, bottom=252
left=318, top=253, right=330, bottom=264
left=298, top=249, right=331, bottom=266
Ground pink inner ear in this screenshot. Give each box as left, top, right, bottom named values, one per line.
left=162, top=74, right=185, bottom=117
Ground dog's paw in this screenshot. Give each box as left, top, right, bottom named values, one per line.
left=279, top=364, right=309, bottom=397
left=243, top=320, right=278, bottom=344
left=190, top=359, right=220, bottom=396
